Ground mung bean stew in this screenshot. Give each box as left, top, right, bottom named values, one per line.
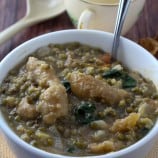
left=0, top=43, right=158, bottom=156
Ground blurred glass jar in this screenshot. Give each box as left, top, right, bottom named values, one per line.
left=64, top=0, right=146, bottom=35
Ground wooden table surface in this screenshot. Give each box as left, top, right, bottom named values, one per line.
left=0, top=0, right=158, bottom=61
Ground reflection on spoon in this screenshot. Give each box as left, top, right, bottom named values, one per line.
left=111, top=0, right=132, bottom=59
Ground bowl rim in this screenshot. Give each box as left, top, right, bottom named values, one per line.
left=0, top=29, right=158, bottom=158
left=80, top=0, right=137, bottom=6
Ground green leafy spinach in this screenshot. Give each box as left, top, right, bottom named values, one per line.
left=67, top=146, right=75, bottom=153
left=102, top=69, right=137, bottom=88
left=62, top=80, right=71, bottom=92
left=74, top=101, right=96, bottom=124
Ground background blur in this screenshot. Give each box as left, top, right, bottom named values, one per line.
left=0, top=0, right=157, bottom=60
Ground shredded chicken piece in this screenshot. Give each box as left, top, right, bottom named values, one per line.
left=17, top=57, right=68, bottom=124
left=138, top=99, right=158, bottom=117
left=111, top=113, right=140, bottom=132
left=67, top=72, right=130, bottom=105
left=17, top=97, right=38, bottom=119
left=88, top=140, right=115, bottom=154
left=26, top=57, right=59, bottom=85
left=38, top=84, right=68, bottom=124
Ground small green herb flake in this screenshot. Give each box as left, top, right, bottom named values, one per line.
left=62, top=80, right=71, bottom=92
left=74, top=101, right=96, bottom=124
left=67, top=146, right=75, bottom=153
left=102, top=69, right=122, bottom=78
left=102, top=69, right=137, bottom=89
left=122, top=74, right=137, bottom=88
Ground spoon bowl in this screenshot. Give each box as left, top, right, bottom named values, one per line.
left=26, top=0, right=65, bottom=22
left=0, top=0, right=65, bottom=45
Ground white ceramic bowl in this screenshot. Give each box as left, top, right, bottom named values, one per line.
left=0, top=30, right=158, bottom=158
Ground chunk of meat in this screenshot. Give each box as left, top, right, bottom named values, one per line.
left=26, top=57, right=59, bottom=86
left=88, top=140, right=115, bottom=154
left=67, top=72, right=130, bottom=105
left=37, top=84, right=68, bottom=124
left=138, top=99, right=158, bottom=118
left=17, top=57, right=68, bottom=124
left=17, top=97, right=38, bottom=119
left=111, top=113, right=140, bottom=132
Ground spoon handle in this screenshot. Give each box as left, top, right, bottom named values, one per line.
left=0, top=18, right=31, bottom=45
left=112, top=0, right=132, bottom=59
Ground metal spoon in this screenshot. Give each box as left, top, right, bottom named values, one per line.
left=0, top=0, right=65, bottom=45
left=111, top=0, right=132, bottom=59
